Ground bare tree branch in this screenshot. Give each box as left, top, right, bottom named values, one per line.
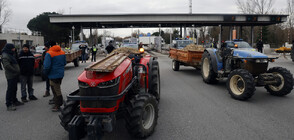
left=235, top=0, right=275, bottom=14
left=0, top=0, right=12, bottom=27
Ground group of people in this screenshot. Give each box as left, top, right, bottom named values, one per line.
left=1, top=41, right=66, bottom=112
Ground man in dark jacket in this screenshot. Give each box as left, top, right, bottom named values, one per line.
left=43, top=41, right=66, bottom=112
left=79, top=44, right=88, bottom=63
left=106, top=41, right=115, bottom=54
left=257, top=39, right=263, bottom=53
left=18, top=44, right=38, bottom=102
left=2, top=43, right=24, bottom=111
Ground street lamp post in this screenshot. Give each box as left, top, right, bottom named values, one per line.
left=192, top=24, right=195, bottom=43
left=130, top=25, right=133, bottom=39
left=159, top=24, right=161, bottom=37
left=72, top=26, right=75, bottom=43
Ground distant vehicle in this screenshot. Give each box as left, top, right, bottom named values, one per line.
left=121, top=42, right=138, bottom=49
left=71, top=42, right=90, bottom=60
left=35, top=46, right=45, bottom=54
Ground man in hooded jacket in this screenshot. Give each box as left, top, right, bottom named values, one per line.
left=43, top=41, right=66, bottom=112
left=2, top=43, right=24, bottom=111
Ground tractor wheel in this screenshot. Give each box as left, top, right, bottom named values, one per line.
left=227, top=69, right=255, bottom=100
left=265, top=67, right=293, bottom=96
left=201, top=51, right=218, bottom=84
left=172, top=60, right=180, bottom=71
left=59, top=100, right=80, bottom=131
left=74, top=58, right=79, bottom=67
left=126, top=94, right=158, bottom=138
left=149, top=60, right=161, bottom=101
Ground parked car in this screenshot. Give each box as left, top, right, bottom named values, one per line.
left=35, top=46, right=45, bottom=54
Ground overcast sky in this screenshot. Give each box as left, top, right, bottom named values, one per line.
left=5, top=0, right=288, bottom=37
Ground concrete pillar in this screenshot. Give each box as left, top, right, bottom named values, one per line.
left=218, top=25, right=222, bottom=48
left=180, top=26, right=183, bottom=38
left=251, top=26, right=254, bottom=47
left=229, top=26, right=232, bottom=41
left=184, top=25, right=187, bottom=38
left=90, top=27, right=93, bottom=47
left=239, top=26, right=243, bottom=39
left=80, top=26, right=84, bottom=41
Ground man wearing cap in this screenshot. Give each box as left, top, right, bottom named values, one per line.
left=18, top=44, right=38, bottom=102
left=43, top=41, right=66, bottom=112
left=2, top=43, right=24, bottom=111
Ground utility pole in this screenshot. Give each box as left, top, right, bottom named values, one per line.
left=189, top=0, right=192, bottom=14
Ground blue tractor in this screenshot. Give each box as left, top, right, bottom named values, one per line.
left=201, top=40, right=293, bottom=100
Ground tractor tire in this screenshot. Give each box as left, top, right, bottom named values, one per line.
left=126, top=94, right=158, bottom=138
left=265, top=67, right=293, bottom=96
left=74, top=58, right=79, bottom=67
left=227, top=69, right=255, bottom=101
left=59, top=100, right=80, bottom=131
left=172, top=60, right=180, bottom=71
left=201, top=51, right=218, bottom=84
left=149, top=60, right=161, bottom=101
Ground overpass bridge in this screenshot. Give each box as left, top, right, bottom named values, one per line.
left=49, top=13, right=288, bottom=46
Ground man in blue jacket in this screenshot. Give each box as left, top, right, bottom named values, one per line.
left=43, top=41, right=66, bottom=112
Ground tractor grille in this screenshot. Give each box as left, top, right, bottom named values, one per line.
left=244, top=61, right=268, bottom=76
left=79, top=82, right=119, bottom=108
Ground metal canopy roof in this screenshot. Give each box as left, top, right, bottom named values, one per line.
left=49, top=13, right=288, bottom=29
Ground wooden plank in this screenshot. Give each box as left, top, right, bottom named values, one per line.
left=85, top=53, right=128, bottom=72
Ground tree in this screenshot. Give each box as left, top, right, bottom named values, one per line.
left=235, top=0, right=275, bottom=43
left=0, top=0, right=12, bottom=32
left=285, top=0, right=294, bottom=42
left=27, top=12, right=79, bottom=44
left=235, top=0, right=275, bottom=14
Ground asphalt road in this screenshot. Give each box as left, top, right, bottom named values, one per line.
left=1, top=53, right=294, bottom=140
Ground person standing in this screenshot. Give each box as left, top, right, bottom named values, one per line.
left=43, top=43, right=51, bottom=97
left=106, top=41, right=115, bottom=54
left=43, top=41, right=66, bottom=112
left=91, top=45, right=97, bottom=62
left=79, top=44, right=87, bottom=63
left=138, top=42, right=143, bottom=50
left=18, top=44, right=38, bottom=102
left=2, top=43, right=24, bottom=111
left=257, top=39, right=264, bottom=53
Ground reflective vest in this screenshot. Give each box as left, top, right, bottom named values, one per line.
left=65, top=47, right=70, bottom=50
left=93, top=47, right=97, bottom=52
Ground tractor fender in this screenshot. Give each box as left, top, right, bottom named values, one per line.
left=205, top=49, right=218, bottom=73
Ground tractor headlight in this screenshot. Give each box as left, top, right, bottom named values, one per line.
left=255, top=59, right=268, bottom=63
left=97, top=77, right=120, bottom=88
left=79, top=81, right=90, bottom=88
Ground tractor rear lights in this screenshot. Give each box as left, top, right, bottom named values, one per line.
left=98, top=77, right=120, bottom=88
left=139, top=48, right=145, bottom=54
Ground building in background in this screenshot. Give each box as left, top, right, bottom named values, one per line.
left=0, top=33, right=44, bottom=51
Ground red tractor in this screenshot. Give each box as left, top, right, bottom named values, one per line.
left=59, top=49, right=160, bottom=140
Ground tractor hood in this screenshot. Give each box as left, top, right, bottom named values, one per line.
left=233, top=48, right=268, bottom=58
